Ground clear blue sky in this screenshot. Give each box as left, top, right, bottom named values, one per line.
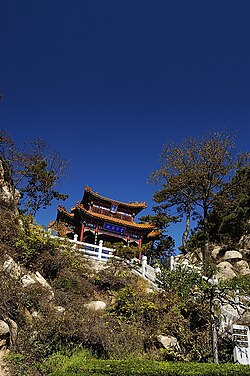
left=1, top=1, right=250, bottom=250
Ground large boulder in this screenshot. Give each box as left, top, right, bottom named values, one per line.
left=0, top=159, right=20, bottom=211
left=21, top=274, right=36, bottom=287
left=7, top=319, right=17, bottom=346
left=211, top=246, right=223, bottom=260
left=234, top=260, right=250, bottom=275
left=21, top=272, right=55, bottom=301
left=174, top=249, right=203, bottom=265
left=220, top=304, right=240, bottom=329
left=34, top=271, right=51, bottom=289
left=34, top=271, right=54, bottom=300
left=223, top=251, right=243, bottom=261
left=84, top=301, right=107, bottom=311
left=2, top=255, right=22, bottom=280
left=0, top=321, right=9, bottom=337
left=157, top=335, right=179, bottom=350
left=216, top=261, right=237, bottom=280
left=0, top=320, right=10, bottom=356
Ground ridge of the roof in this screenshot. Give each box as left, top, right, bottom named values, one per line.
left=58, top=205, right=75, bottom=218
left=84, top=185, right=147, bottom=208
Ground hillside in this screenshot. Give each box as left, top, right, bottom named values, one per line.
left=1, top=159, right=250, bottom=375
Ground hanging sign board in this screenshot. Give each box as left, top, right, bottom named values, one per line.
left=110, top=204, right=117, bottom=213
left=103, top=222, right=126, bottom=235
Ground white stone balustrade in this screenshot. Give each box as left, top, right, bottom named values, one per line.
left=50, top=234, right=158, bottom=283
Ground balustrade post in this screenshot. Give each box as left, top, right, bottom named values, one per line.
left=170, top=255, right=174, bottom=271
left=74, top=234, right=78, bottom=242
left=98, top=240, right=103, bottom=259
left=142, top=255, right=147, bottom=277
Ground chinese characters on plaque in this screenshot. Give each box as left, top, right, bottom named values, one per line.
left=103, top=222, right=126, bottom=235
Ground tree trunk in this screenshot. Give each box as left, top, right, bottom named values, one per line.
left=182, top=206, right=191, bottom=253
left=203, top=205, right=209, bottom=262
left=211, top=295, right=219, bottom=363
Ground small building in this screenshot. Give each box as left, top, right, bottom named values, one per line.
left=53, top=185, right=158, bottom=247
left=232, top=324, right=250, bottom=365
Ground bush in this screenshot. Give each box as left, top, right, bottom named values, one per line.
left=14, top=215, right=60, bottom=267
left=0, top=208, right=20, bottom=251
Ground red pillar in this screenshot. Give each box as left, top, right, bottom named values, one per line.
left=138, top=238, right=142, bottom=260
left=94, top=227, right=98, bottom=244
left=79, top=224, right=85, bottom=242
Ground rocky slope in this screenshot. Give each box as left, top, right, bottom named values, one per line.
left=174, top=235, right=250, bottom=280
left=0, top=160, right=20, bottom=212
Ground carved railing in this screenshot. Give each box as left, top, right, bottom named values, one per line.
left=51, top=234, right=157, bottom=284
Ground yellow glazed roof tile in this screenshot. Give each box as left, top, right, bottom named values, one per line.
left=84, top=185, right=147, bottom=208
left=73, top=203, right=154, bottom=230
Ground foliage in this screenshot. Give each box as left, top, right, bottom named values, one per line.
left=209, top=161, right=250, bottom=245
left=44, top=354, right=250, bottom=376
left=0, top=130, right=68, bottom=216
left=139, top=211, right=175, bottom=266
left=13, top=215, right=60, bottom=267
left=151, top=131, right=236, bottom=259
left=110, top=242, right=140, bottom=260
left=0, top=208, right=20, bottom=249
left=156, top=264, right=247, bottom=364
left=187, top=158, right=250, bottom=250
left=158, top=266, right=204, bottom=299
left=94, top=262, right=143, bottom=292
left=146, top=235, right=175, bottom=266
left=1, top=219, right=237, bottom=373
left=221, top=274, right=250, bottom=297
left=0, top=208, right=248, bottom=374
left=103, top=241, right=154, bottom=264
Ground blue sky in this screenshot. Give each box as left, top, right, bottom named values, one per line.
left=1, top=1, right=250, bottom=250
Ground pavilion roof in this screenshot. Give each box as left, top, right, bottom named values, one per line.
left=147, top=230, right=161, bottom=238
left=57, top=205, right=75, bottom=218
left=73, top=203, right=154, bottom=231
left=82, top=185, right=147, bottom=210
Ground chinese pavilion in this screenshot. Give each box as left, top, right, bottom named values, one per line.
left=53, top=185, right=158, bottom=247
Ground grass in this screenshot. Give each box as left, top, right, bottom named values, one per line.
left=44, top=351, right=250, bottom=376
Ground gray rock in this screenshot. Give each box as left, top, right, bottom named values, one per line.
left=0, top=321, right=9, bottom=337
left=3, top=255, right=21, bottom=280
left=21, top=272, right=54, bottom=300
left=223, top=251, right=243, bottom=261
left=0, top=160, right=20, bottom=211
left=157, top=335, right=179, bottom=349
left=174, top=249, right=203, bottom=267
left=6, top=319, right=17, bottom=345
left=53, top=306, right=66, bottom=314
left=234, top=260, right=250, bottom=275
left=211, top=246, right=223, bottom=259
left=31, top=311, right=41, bottom=319
left=84, top=301, right=107, bottom=311
left=34, top=271, right=54, bottom=300
left=34, top=271, right=51, bottom=288
left=21, top=274, right=36, bottom=287
left=216, top=261, right=237, bottom=280
left=220, top=304, right=240, bottom=328
left=239, top=234, right=250, bottom=250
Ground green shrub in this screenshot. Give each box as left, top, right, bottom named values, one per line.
left=14, top=215, right=60, bottom=267
left=44, top=354, right=250, bottom=376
